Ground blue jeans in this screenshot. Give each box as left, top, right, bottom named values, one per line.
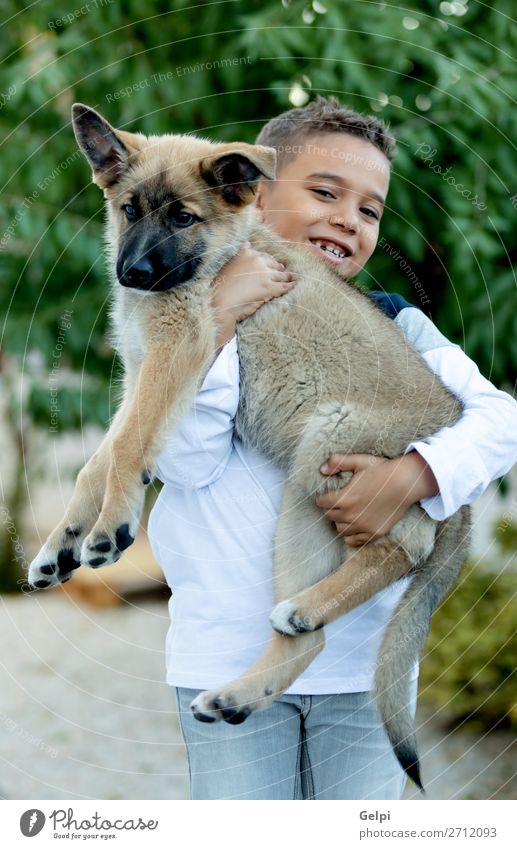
left=175, top=679, right=418, bottom=800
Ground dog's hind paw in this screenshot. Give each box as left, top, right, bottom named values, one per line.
left=190, top=691, right=254, bottom=725
left=190, top=691, right=223, bottom=723
left=28, top=544, right=81, bottom=589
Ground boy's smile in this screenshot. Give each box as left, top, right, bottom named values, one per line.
left=256, top=133, right=390, bottom=278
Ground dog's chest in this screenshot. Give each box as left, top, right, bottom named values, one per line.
left=112, top=282, right=212, bottom=366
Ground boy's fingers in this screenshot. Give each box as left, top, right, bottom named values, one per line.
left=320, top=453, right=373, bottom=474
left=343, top=533, right=371, bottom=548
left=320, top=454, right=357, bottom=475
left=315, top=494, right=345, bottom=511
left=266, top=258, right=287, bottom=271
left=271, top=271, right=295, bottom=283
left=273, top=284, right=296, bottom=299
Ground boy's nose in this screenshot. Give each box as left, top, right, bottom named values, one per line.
left=329, top=211, right=358, bottom=233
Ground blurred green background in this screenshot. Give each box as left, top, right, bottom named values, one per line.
left=2, top=0, right=516, bottom=388
left=0, top=0, right=516, bottom=744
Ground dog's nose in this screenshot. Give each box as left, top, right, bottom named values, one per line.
left=122, top=257, right=154, bottom=288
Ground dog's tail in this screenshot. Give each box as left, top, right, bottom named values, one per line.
left=374, top=506, right=471, bottom=792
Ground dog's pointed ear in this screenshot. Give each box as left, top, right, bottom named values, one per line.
left=71, top=103, right=144, bottom=189
left=199, top=144, right=277, bottom=207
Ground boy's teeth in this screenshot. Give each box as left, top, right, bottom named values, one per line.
left=314, top=239, right=347, bottom=258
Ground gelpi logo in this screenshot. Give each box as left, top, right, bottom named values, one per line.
left=20, top=809, right=46, bottom=837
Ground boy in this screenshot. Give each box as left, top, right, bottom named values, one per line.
left=147, top=97, right=517, bottom=799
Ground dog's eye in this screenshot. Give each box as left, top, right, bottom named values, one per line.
left=122, top=204, right=137, bottom=221
left=174, top=209, right=197, bottom=228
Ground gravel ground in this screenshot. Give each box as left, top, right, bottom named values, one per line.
left=0, top=592, right=189, bottom=800
left=1, top=592, right=515, bottom=801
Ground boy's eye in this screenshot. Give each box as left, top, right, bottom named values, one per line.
left=361, top=207, right=379, bottom=220
left=122, top=203, right=137, bottom=221
left=311, top=188, right=336, bottom=200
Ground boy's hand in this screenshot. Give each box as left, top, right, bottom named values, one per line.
left=211, top=241, right=296, bottom=351
left=316, top=452, right=439, bottom=547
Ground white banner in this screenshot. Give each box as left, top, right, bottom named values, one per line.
left=1, top=800, right=514, bottom=848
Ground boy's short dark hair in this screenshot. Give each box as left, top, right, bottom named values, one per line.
left=255, top=95, right=396, bottom=171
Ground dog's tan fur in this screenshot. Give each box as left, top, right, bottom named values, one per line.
left=29, top=105, right=470, bottom=787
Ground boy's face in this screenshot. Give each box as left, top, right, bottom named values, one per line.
left=256, top=133, right=390, bottom=279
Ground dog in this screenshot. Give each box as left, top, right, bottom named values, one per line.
left=28, top=104, right=470, bottom=790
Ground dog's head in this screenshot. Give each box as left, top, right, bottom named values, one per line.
left=72, top=104, right=276, bottom=292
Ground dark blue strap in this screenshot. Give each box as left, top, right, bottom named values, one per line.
left=368, top=290, right=416, bottom=319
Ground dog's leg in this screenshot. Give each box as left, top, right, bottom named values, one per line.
left=271, top=505, right=436, bottom=635
left=190, top=498, right=424, bottom=723
left=80, top=336, right=213, bottom=568
left=271, top=539, right=413, bottom=635
left=189, top=522, right=418, bottom=724
left=190, top=442, right=437, bottom=721
left=202, top=527, right=423, bottom=722
left=191, top=401, right=437, bottom=722
left=190, top=481, right=339, bottom=722
left=28, top=372, right=139, bottom=589
left=268, top=401, right=437, bottom=633
left=191, top=629, right=324, bottom=724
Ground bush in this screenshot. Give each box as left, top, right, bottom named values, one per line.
left=419, top=562, right=517, bottom=732
left=494, top=519, right=517, bottom=555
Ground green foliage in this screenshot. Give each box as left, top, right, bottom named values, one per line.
left=28, top=383, right=114, bottom=430
left=419, top=562, right=517, bottom=732
left=0, top=0, right=515, bottom=427
left=494, top=519, right=517, bottom=554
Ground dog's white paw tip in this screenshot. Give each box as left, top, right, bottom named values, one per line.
left=189, top=694, right=221, bottom=724
left=270, top=600, right=297, bottom=635
left=28, top=545, right=78, bottom=589
left=189, top=693, right=253, bottom=725
left=270, top=600, right=320, bottom=635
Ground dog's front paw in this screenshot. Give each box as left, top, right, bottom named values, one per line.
left=190, top=690, right=253, bottom=725
left=80, top=521, right=135, bottom=568
left=28, top=543, right=81, bottom=589
left=270, top=599, right=323, bottom=636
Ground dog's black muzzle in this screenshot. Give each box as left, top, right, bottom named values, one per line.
left=117, top=242, right=201, bottom=293
left=119, top=256, right=155, bottom=289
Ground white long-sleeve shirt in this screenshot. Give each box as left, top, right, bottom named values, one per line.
left=147, top=298, right=517, bottom=693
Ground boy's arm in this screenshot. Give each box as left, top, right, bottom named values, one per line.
left=154, top=243, right=295, bottom=489
left=317, top=306, right=517, bottom=542
left=397, top=307, right=517, bottom=519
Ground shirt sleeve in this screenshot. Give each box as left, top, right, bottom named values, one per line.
left=395, top=308, right=517, bottom=520
left=154, top=336, right=239, bottom=489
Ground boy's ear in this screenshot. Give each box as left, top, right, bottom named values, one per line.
left=255, top=178, right=267, bottom=209
left=200, top=143, right=277, bottom=207
left=71, top=103, right=146, bottom=189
